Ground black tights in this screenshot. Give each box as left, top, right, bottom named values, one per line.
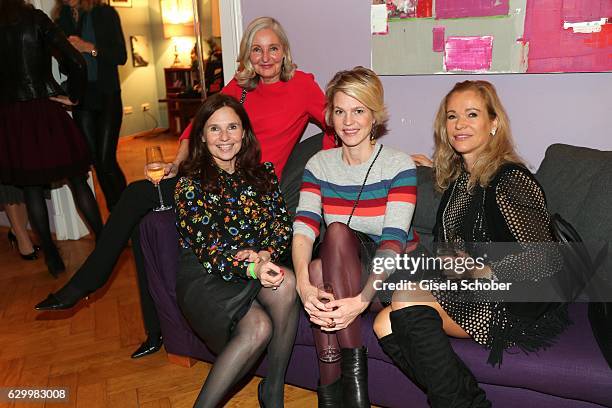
left=309, top=222, right=367, bottom=385
left=194, top=272, right=299, bottom=407
left=22, top=175, right=102, bottom=260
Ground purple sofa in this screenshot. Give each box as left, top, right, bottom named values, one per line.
left=140, top=143, right=612, bottom=407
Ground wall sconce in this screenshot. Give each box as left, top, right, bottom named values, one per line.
left=160, top=0, right=195, bottom=66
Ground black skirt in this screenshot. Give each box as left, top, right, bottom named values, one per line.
left=0, top=99, right=91, bottom=185
left=176, top=248, right=261, bottom=354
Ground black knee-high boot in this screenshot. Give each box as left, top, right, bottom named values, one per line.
left=378, top=333, right=424, bottom=391
left=317, top=378, right=342, bottom=408
left=390, top=306, right=491, bottom=408
left=340, top=347, right=369, bottom=408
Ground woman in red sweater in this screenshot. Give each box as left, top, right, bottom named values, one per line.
left=36, top=16, right=333, bottom=364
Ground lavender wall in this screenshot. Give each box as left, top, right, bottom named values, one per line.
left=241, top=0, right=611, bottom=169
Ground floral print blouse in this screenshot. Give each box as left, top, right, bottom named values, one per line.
left=175, top=162, right=292, bottom=282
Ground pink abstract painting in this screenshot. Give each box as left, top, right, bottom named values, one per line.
left=523, top=0, right=612, bottom=72
left=433, top=27, right=445, bottom=52
left=435, top=0, right=509, bottom=19
left=444, top=36, right=493, bottom=71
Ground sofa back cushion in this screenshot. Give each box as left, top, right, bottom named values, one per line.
left=536, top=143, right=612, bottom=283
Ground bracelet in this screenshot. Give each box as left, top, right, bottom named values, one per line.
left=247, top=262, right=257, bottom=279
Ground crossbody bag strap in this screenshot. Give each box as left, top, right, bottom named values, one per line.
left=347, top=145, right=383, bottom=228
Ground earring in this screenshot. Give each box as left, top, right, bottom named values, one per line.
left=490, top=128, right=497, bottom=136
left=369, top=127, right=376, bottom=145
left=334, top=132, right=340, bottom=146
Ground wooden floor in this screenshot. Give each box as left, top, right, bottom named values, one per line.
left=0, top=130, right=319, bottom=407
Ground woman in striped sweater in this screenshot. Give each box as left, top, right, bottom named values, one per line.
left=292, top=67, right=418, bottom=407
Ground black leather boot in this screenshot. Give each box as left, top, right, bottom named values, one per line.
left=378, top=333, right=424, bottom=390
left=340, top=347, right=370, bottom=408
left=390, top=306, right=491, bottom=408
left=317, top=378, right=342, bottom=408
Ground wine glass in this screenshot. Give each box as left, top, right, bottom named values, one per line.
left=145, top=146, right=172, bottom=212
left=317, top=283, right=341, bottom=363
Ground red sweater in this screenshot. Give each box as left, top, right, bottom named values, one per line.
left=179, top=71, right=335, bottom=178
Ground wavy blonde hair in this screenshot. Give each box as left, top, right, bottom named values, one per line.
left=235, top=17, right=296, bottom=91
left=51, top=0, right=101, bottom=21
left=324, top=66, right=388, bottom=140
left=433, top=80, right=522, bottom=191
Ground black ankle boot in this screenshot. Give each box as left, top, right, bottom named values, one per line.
left=317, top=378, right=342, bottom=408
left=390, top=306, right=491, bottom=408
left=340, top=347, right=369, bottom=408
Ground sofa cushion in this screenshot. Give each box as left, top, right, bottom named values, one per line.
left=536, top=143, right=612, bottom=245
left=413, top=166, right=441, bottom=250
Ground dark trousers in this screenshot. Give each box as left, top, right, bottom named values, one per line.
left=66, top=177, right=177, bottom=334
left=73, top=90, right=126, bottom=211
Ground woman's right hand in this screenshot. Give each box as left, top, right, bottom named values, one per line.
left=49, top=95, right=76, bottom=107
left=297, top=282, right=335, bottom=327
left=144, top=162, right=178, bottom=183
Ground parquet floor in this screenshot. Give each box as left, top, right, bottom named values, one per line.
left=0, top=130, right=318, bottom=407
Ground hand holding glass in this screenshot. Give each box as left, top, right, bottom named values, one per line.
left=145, top=146, right=172, bottom=211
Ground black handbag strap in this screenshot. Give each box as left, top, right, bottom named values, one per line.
left=240, top=88, right=247, bottom=104
left=347, top=145, right=383, bottom=228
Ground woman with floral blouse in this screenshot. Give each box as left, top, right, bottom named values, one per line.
left=174, top=93, right=297, bottom=408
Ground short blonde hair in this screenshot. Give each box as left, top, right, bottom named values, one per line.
left=235, top=17, right=296, bottom=91
left=433, top=80, right=522, bottom=191
left=325, top=66, right=388, bottom=140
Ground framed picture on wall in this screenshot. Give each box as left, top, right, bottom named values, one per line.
left=130, top=36, right=150, bottom=67
left=109, top=0, right=132, bottom=7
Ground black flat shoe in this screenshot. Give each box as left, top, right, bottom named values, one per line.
left=258, top=378, right=267, bottom=408
left=35, top=291, right=88, bottom=311
left=131, top=334, right=163, bottom=359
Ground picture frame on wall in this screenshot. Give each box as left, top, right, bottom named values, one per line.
left=109, top=0, right=132, bottom=8
left=130, top=35, right=150, bottom=67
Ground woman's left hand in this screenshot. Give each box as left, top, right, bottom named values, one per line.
left=68, top=35, right=95, bottom=54
left=312, top=295, right=369, bottom=331
left=257, top=261, right=285, bottom=289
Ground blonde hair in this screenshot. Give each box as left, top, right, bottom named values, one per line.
left=325, top=66, right=388, bottom=140
left=235, top=17, right=296, bottom=90
left=51, top=0, right=101, bottom=21
left=433, top=80, right=522, bottom=191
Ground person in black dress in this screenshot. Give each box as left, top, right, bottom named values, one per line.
left=373, top=80, right=569, bottom=407
left=0, top=0, right=102, bottom=276
left=175, top=93, right=298, bottom=407
left=52, top=0, right=127, bottom=211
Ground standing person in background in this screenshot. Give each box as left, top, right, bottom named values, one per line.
left=53, top=0, right=127, bottom=211
left=0, top=0, right=103, bottom=276
left=36, top=16, right=334, bottom=360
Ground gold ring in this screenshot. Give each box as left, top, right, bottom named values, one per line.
left=328, top=319, right=336, bottom=328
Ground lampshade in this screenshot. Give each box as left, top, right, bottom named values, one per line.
left=161, top=0, right=194, bottom=38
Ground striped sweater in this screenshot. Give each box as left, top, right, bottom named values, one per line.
left=293, top=145, right=417, bottom=253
